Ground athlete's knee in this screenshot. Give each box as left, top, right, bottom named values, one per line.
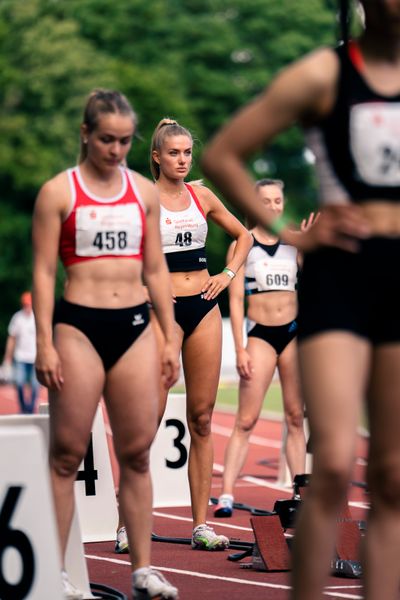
left=188, top=411, right=212, bottom=437
left=369, top=460, right=400, bottom=509
left=311, top=463, right=350, bottom=509
left=235, top=414, right=258, bottom=435
left=285, top=408, right=304, bottom=432
left=118, top=444, right=151, bottom=475
left=50, top=443, right=86, bottom=478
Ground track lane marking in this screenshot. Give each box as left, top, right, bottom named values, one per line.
left=212, top=423, right=282, bottom=448
left=153, top=511, right=253, bottom=532
left=85, top=555, right=363, bottom=597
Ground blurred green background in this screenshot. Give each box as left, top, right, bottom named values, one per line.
left=0, top=0, right=340, bottom=346
left=174, top=380, right=283, bottom=415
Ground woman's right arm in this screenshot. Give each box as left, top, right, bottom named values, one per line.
left=202, top=49, right=369, bottom=251
left=226, top=242, right=252, bottom=380
left=202, top=49, right=334, bottom=228
left=32, top=177, right=66, bottom=390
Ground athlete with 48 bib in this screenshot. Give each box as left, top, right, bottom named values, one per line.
left=150, top=118, right=252, bottom=551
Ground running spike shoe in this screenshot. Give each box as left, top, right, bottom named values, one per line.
left=114, top=526, right=129, bottom=554
left=213, top=494, right=234, bottom=518
left=132, top=568, right=179, bottom=599
left=191, top=524, right=229, bottom=550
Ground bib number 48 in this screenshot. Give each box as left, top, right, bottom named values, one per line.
left=175, top=232, right=192, bottom=247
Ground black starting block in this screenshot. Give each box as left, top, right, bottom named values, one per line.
left=273, top=498, right=301, bottom=530
left=210, top=496, right=301, bottom=530
left=293, top=473, right=311, bottom=498
left=228, top=515, right=291, bottom=572
left=90, top=582, right=128, bottom=599
left=227, top=473, right=364, bottom=579
left=330, top=559, right=363, bottom=578
left=294, top=474, right=364, bottom=578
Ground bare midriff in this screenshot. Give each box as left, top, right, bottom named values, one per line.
left=246, top=290, right=297, bottom=327
left=63, top=257, right=146, bottom=308
left=360, top=201, right=400, bottom=236
left=169, top=269, right=210, bottom=296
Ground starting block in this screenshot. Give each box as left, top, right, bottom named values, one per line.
left=74, top=406, right=118, bottom=543
left=227, top=475, right=363, bottom=579
left=150, top=393, right=191, bottom=508
left=39, top=404, right=118, bottom=543
left=250, top=515, right=291, bottom=571
left=294, top=473, right=363, bottom=578
left=0, top=425, right=63, bottom=599
left=0, top=414, right=95, bottom=599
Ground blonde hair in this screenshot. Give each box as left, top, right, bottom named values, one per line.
left=79, top=89, right=137, bottom=163
left=150, top=118, right=193, bottom=180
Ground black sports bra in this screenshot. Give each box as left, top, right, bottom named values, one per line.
left=305, top=41, right=400, bottom=205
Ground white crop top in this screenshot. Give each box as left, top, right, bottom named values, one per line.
left=160, top=183, right=207, bottom=253
left=245, top=237, right=298, bottom=294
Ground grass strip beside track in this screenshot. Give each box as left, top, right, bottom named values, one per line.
left=172, top=381, right=284, bottom=417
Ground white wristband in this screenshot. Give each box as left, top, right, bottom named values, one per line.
left=223, top=267, right=236, bottom=279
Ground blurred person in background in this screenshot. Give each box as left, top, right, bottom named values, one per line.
left=214, top=179, right=307, bottom=518
left=202, top=1, right=400, bottom=598
left=1, top=291, right=40, bottom=414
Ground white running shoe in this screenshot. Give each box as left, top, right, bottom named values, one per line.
left=191, top=524, right=229, bottom=550
left=115, top=526, right=129, bottom=554
left=132, top=568, right=179, bottom=599
left=214, top=494, right=234, bottom=518
left=61, top=570, right=84, bottom=600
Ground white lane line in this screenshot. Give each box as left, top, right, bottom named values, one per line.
left=214, top=463, right=369, bottom=512
left=213, top=462, right=292, bottom=494
left=85, top=555, right=363, bottom=598
left=325, top=586, right=363, bottom=590
left=212, top=420, right=368, bottom=469
left=153, top=510, right=253, bottom=532
left=323, top=594, right=363, bottom=599
left=85, top=554, right=290, bottom=590
left=349, top=501, right=369, bottom=510
left=212, top=423, right=282, bottom=448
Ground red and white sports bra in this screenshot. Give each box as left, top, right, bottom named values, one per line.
left=60, top=166, right=146, bottom=267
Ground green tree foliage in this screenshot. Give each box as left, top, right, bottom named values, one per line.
left=0, top=0, right=338, bottom=345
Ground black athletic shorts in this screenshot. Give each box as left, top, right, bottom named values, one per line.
left=174, top=293, right=218, bottom=339
left=297, top=237, right=400, bottom=345
left=247, top=320, right=298, bottom=355
left=53, top=297, right=150, bottom=370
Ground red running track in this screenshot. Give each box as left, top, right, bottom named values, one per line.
left=0, top=385, right=370, bottom=599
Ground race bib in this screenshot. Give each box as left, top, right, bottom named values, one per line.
left=254, top=258, right=297, bottom=292
left=350, top=103, right=400, bottom=186
left=76, top=203, right=142, bottom=257
left=161, top=215, right=207, bottom=254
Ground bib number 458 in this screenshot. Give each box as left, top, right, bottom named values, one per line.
left=93, top=230, right=128, bottom=251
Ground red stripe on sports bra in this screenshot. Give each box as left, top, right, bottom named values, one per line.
left=185, top=183, right=206, bottom=219
left=348, top=40, right=365, bottom=73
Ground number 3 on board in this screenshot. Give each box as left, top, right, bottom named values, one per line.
left=165, top=418, right=188, bottom=469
